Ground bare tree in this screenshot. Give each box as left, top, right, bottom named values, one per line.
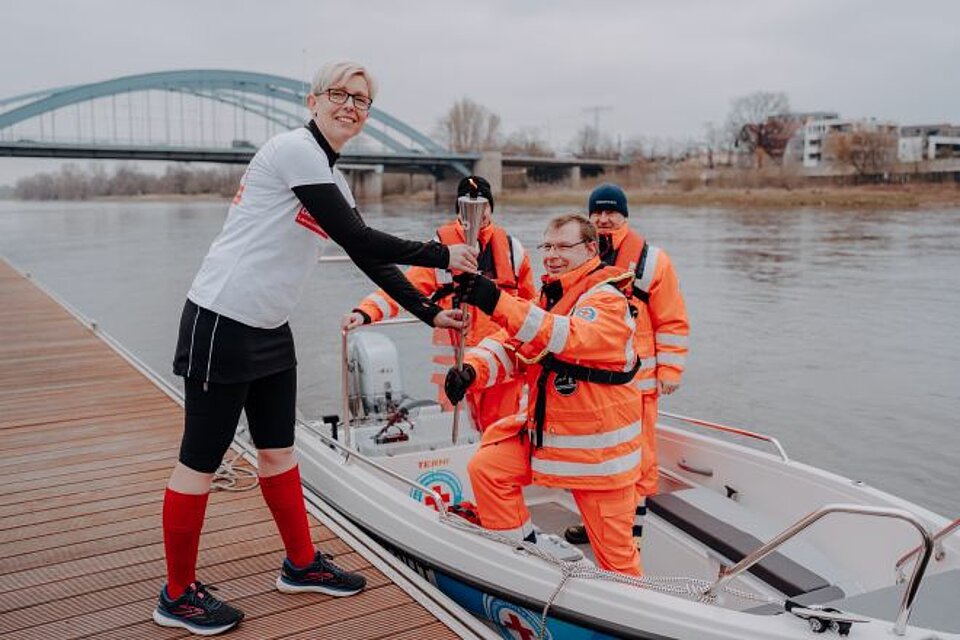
left=703, top=121, right=734, bottom=169
left=725, top=91, right=791, bottom=168
left=437, top=97, right=502, bottom=152
left=824, top=129, right=898, bottom=181
left=569, top=125, right=618, bottom=158
left=502, top=127, right=554, bottom=157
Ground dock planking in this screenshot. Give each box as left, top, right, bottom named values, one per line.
left=0, top=260, right=463, bottom=639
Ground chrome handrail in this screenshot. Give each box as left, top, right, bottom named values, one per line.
left=298, top=417, right=450, bottom=517
left=895, top=516, right=959, bottom=581
left=340, top=317, right=424, bottom=449
left=659, top=411, right=790, bottom=463
left=704, top=503, right=933, bottom=637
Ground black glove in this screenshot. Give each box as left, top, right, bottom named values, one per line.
left=444, top=364, right=476, bottom=405
left=453, top=273, right=501, bottom=315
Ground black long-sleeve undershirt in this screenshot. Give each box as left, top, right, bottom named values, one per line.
left=292, top=183, right=446, bottom=325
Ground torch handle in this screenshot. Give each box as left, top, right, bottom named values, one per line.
left=451, top=194, right=485, bottom=444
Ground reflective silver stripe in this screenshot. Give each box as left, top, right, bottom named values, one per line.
left=436, top=268, right=453, bottom=284
left=515, top=305, right=546, bottom=342
left=532, top=449, right=641, bottom=478
left=476, top=348, right=500, bottom=387
left=370, top=293, right=392, bottom=319
left=536, top=421, right=641, bottom=450
left=510, top=236, right=525, bottom=278
left=636, top=245, right=661, bottom=293
left=546, top=316, right=570, bottom=353
left=478, top=338, right=514, bottom=376
left=634, top=379, right=658, bottom=391
left=636, top=356, right=657, bottom=372
left=657, top=352, right=686, bottom=367
left=656, top=332, right=688, bottom=347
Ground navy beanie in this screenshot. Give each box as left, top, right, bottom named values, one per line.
left=455, top=175, right=494, bottom=214
left=588, top=183, right=628, bottom=217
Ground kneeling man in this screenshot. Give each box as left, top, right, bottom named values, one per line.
left=446, top=214, right=646, bottom=575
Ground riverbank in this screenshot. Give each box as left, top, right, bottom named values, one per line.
left=6, top=183, right=959, bottom=210
left=496, top=183, right=960, bottom=210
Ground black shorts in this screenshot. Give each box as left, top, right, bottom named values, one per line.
left=173, top=299, right=296, bottom=385
left=172, top=299, right=299, bottom=472
left=178, top=369, right=297, bottom=473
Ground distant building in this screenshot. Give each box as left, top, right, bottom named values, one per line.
left=798, top=117, right=898, bottom=168
left=735, top=112, right=837, bottom=168
left=898, top=124, right=960, bottom=161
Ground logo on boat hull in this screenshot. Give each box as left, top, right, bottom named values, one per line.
left=482, top=594, right=552, bottom=640
left=410, top=469, right=463, bottom=511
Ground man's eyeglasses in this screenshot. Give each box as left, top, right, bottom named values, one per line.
left=321, top=88, right=373, bottom=112
left=537, top=240, right=587, bottom=253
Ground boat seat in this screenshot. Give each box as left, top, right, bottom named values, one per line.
left=648, top=489, right=838, bottom=598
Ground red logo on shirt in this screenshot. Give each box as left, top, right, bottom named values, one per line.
left=295, top=207, right=329, bottom=239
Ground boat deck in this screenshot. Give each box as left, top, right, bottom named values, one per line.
left=0, top=259, right=467, bottom=639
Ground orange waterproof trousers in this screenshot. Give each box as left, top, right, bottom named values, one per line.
left=467, top=433, right=641, bottom=576
left=636, top=394, right=660, bottom=497
left=468, top=378, right=524, bottom=432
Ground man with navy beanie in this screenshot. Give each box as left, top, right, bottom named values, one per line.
left=565, top=183, right=690, bottom=563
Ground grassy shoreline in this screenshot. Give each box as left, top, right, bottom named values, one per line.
left=497, top=184, right=960, bottom=210
left=7, top=184, right=959, bottom=210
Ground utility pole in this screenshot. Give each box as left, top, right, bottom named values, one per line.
left=581, top=105, right=612, bottom=132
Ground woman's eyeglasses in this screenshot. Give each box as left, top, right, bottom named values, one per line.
left=536, top=240, right=587, bottom=253
left=321, top=88, right=373, bottom=112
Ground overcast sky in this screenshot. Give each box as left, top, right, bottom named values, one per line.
left=2, top=0, right=958, bottom=184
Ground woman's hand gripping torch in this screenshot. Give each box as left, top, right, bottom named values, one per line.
left=450, top=179, right=486, bottom=444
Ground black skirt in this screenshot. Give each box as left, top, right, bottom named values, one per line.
left=173, top=299, right=297, bottom=384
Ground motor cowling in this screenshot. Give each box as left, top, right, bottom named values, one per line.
left=347, top=331, right=403, bottom=417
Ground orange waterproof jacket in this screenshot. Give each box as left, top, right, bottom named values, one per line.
left=356, top=221, right=535, bottom=409
left=600, top=225, right=689, bottom=393
left=465, top=257, right=645, bottom=491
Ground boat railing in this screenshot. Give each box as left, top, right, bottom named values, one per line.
left=659, top=411, right=790, bottom=463
left=299, top=417, right=450, bottom=517
left=704, top=503, right=933, bottom=637
left=895, top=516, right=959, bottom=583
left=340, top=317, right=423, bottom=449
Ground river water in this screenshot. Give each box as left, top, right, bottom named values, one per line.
left=1, top=199, right=957, bottom=517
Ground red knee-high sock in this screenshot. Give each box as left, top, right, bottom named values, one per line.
left=162, top=488, right=209, bottom=599
left=259, top=465, right=315, bottom=568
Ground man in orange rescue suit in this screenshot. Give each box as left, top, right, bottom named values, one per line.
left=343, top=175, right=535, bottom=430
left=564, top=183, right=689, bottom=549
left=445, top=214, right=646, bottom=575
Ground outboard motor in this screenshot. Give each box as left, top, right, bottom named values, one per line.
left=347, top=331, right=403, bottom=418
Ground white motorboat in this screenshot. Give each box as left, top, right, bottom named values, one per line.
left=295, top=318, right=959, bottom=640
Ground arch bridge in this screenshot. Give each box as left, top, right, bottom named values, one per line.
left=0, top=70, right=624, bottom=198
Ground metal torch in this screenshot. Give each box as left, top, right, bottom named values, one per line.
left=451, top=180, right=486, bottom=444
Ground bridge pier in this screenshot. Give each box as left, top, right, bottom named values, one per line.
left=434, top=151, right=502, bottom=205
left=341, top=164, right=383, bottom=202
left=565, top=165, right=581, bottom=190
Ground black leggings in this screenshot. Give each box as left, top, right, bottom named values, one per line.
left=178, top=367, right=297, bottom=473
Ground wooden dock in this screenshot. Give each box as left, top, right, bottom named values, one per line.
left=0, top=260, right=478, bottom=639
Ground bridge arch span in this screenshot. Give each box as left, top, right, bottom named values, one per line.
left=0, top=69, right=447, bottom=156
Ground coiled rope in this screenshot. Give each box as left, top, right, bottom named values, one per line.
left=211, top=426, right=259, bottom=492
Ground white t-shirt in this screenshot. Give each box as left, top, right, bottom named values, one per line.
left=188, top=128, right=356, bottom=328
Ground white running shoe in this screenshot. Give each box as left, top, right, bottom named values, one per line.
left=533, top=532, right=585, bottom=562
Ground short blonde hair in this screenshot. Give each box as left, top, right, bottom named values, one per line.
left=546, top=213, right=598, bottom=244
left=309, top=60, right=378, bottom=102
